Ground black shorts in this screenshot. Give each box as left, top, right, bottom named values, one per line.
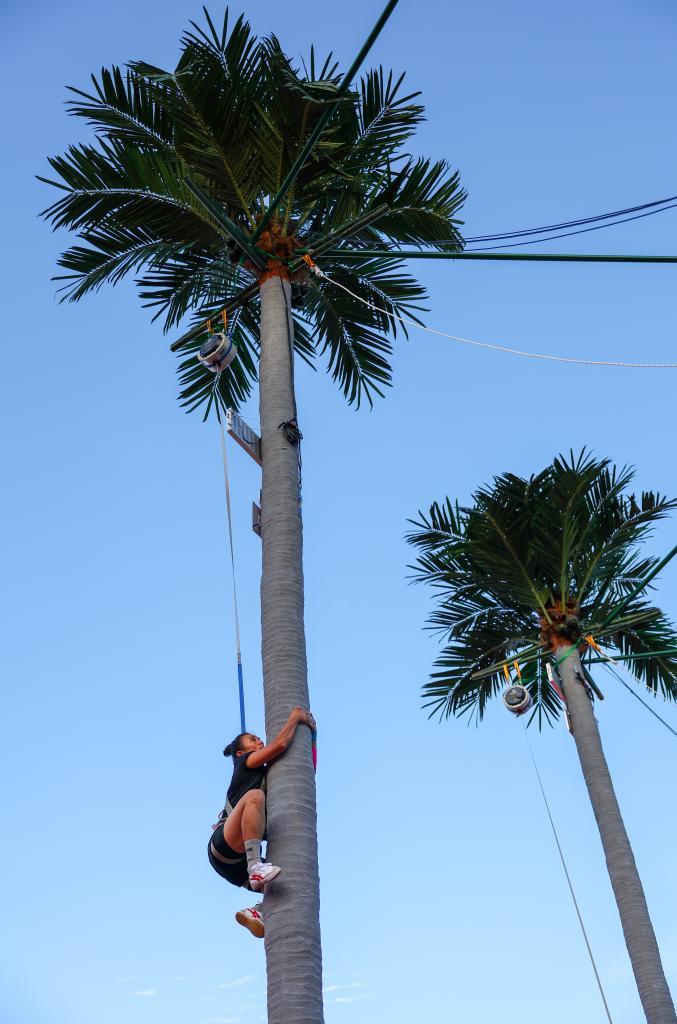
left=208, top=824, right=250, bottom=889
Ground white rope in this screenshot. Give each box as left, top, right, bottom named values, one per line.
left=219, top=425, right=246, bottom=732
left=220, top=426, right=242, bottom=661
left=310, top=265, right=677, bottom=369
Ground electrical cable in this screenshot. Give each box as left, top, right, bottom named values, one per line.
left=343, top=194, right=677, bottom=251
left=465, top=194, right=677, bottom=241
left=462, top=204, right=677, bottom=252
left=308, top=265, right=677, bottom=369
left=522, top=726, right=614, bottom=1024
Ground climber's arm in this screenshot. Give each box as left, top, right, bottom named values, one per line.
left=246, top=707, right=315, bottom=769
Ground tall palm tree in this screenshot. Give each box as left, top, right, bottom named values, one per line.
left=39, top=9, right=466, bottom=1022
left=407, top=450, right=677, bottom=1024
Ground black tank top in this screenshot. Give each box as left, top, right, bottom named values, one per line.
left=221, top=754, right=267, bottom=817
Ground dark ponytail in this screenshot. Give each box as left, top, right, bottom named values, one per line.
left=223, top=733, right=247, bottom=760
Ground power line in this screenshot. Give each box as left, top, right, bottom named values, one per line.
left=463, top=203, right=677, bottom=251
left=466, top=194, right=677, bottom=242
left=345, top=194, right=677, bottom=250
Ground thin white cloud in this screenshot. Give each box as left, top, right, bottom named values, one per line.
left=216, top=975, right=251, bottom=990
left=334, top=993, right=371, bottom=1005
left=175, top=974, right=197, bottom=982
left=134, top=989, right=157, bottom=998
left=324, top=982, right=365, bottom=993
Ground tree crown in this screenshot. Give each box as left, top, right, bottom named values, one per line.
left=40, top=7, right=466, bottom=417
left=407, top=450, right=677, bottom=725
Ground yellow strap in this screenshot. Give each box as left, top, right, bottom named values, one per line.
left=302, top=253, right=316, bottom=269
left=503, top=664, right=510, bottom=683
left=222, top=309, right=228, bottom=330
left=513, top=660, right=522, bottom=681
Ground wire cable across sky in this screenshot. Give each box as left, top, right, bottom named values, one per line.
left=348, top=194, right=677, bottom=252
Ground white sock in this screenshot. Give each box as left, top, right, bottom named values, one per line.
left=245, top=839, right=262, bottom=871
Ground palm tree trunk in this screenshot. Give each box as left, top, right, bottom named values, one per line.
left=556, top=644, right=675, bottom=1024
left=258, top=275, right=324, bottom=1024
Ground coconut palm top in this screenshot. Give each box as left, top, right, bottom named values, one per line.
left=39, top=7, right=466, bottom=418
left=407, top=450, right=677, bottom=725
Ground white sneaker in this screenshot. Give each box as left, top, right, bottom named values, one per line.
left=235, top=903, right=264, bottom=939
left=248, top=862, right=282, bottom=891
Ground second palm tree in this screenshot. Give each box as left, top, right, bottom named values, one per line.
left=408, top=451, right=677, bottom=1024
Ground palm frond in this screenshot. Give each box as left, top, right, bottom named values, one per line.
left=53, top=224, right=173, bottom=302
left=371, top=158, right=466, bottom=248
left=599, top=609, right=677, bottom=699
left=137, top=249, right=249, bottom=329
left=66, top=65, right=178, bottom=156
left=303, top=255, right=425, bottom=406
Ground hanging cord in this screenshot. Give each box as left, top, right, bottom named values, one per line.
left=585, top=640, right=677, bottom=741
left=219, top=424, right=246, bottom=734
left=306, top=264, right=677, bottom=369
left=522, top=726, right=614, bottom=1024
left=605, top=662, right=677, bottom=740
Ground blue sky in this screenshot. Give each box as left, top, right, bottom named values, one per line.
left=2, top=1, right=677, bottom=1022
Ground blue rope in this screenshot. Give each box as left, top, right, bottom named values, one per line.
left=237, top=659, right=246, bottom=735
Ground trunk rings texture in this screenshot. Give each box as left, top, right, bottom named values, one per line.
left=258, top=276, right=324, bottom=1024
left=556, top=645, right=676, bottom=1024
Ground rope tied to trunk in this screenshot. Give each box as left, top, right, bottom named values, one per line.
left=306, top=262, right=677, bottom=369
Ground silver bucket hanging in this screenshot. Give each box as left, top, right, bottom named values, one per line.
left=198, top=332, right=237, bottom=373
left=503, top=684, right=533, bottom=716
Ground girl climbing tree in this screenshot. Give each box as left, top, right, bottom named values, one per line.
left=209, top=708, right=316, bottom=939
left=39, top=5, right=465, bottom=1020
